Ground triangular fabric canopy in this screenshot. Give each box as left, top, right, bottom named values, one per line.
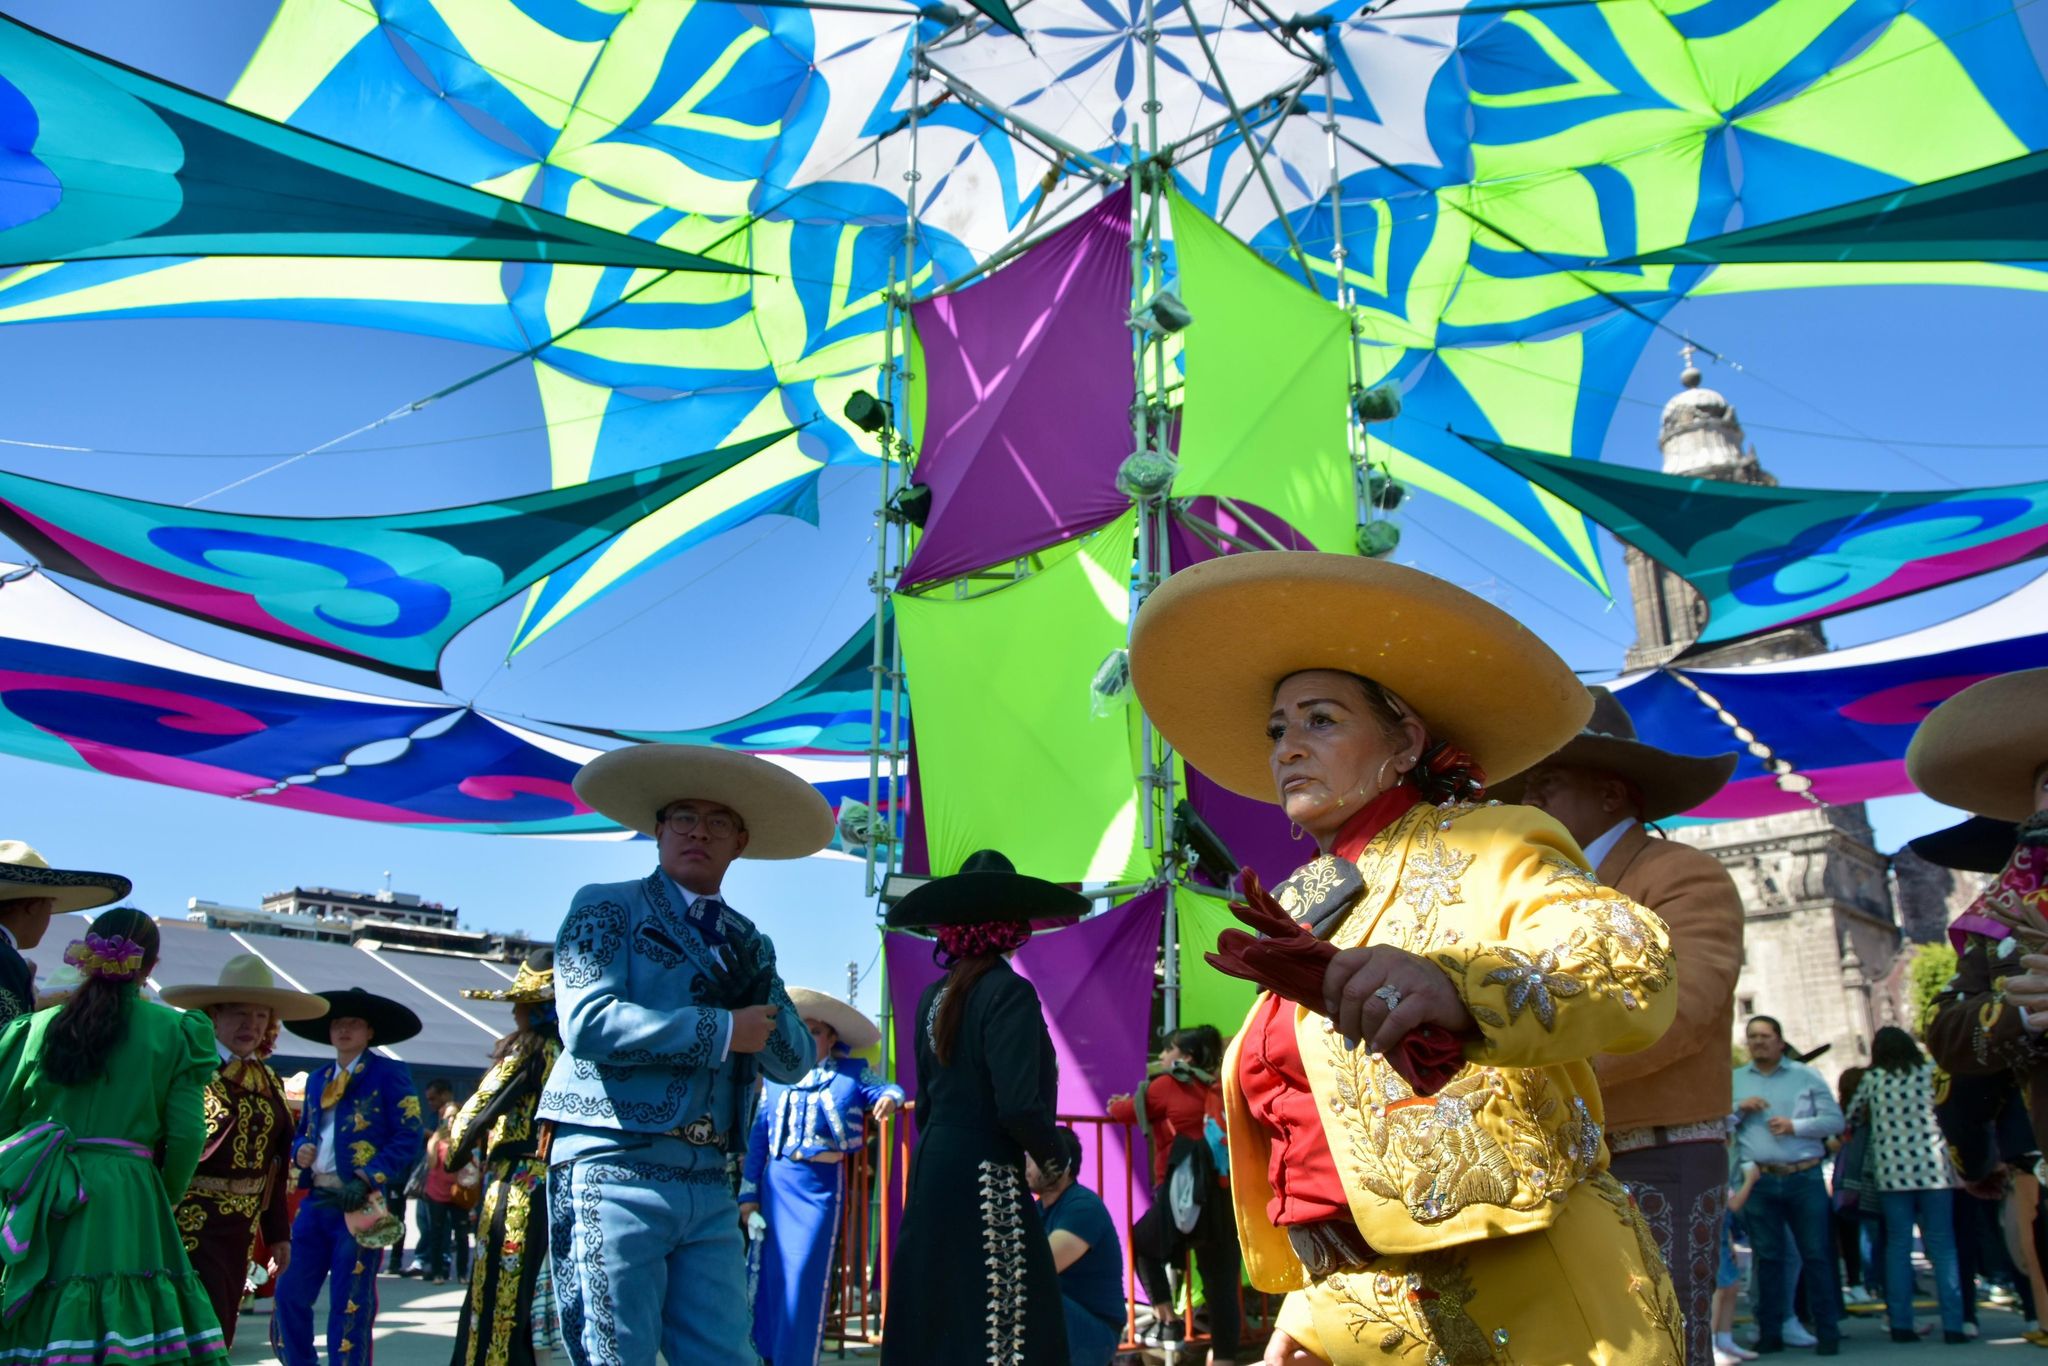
left=1469, top=435, right=2048, bottom=653
left=894, top=513, right=1144, bottom=884
left=1609, top=570, right=2048, bottom=821
left=901, top=190, right=1134, bottom=589
left=1621, top=149, right=2048, bottom=266
left=0, top=430, right=792, bottom=685
left=0, top=17, right=737, bottom=272
left=1169, top=187, right=1356, bottom=557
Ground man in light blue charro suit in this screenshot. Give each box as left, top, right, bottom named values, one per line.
left=541, top=743, right=829, bottom=1366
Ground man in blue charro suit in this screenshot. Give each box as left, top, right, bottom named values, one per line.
left=273, top=988, right=427, bottom=1366
left=542, top=743, right=828, bottom=1364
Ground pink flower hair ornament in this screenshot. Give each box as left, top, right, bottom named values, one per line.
left=61, top=932, right=147, bottom=984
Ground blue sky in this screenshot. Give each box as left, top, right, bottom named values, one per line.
left=2, top=1, right=2043, bottom=1010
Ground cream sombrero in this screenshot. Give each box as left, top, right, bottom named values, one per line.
left=787, top=987, right=882, bottom=1052
left=1906, top=668, right=2048, bottom=822
left=463, top=948, right=555, bottom=1003
left=0, top=842, right=130, bottom=916
left=1130, top=552, right=1590, bottom=800
left=160, top=954, right=331, bottom=1021
left=574, top=743, right=834, bottom=858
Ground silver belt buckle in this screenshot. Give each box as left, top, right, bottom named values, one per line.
left=670, top=1116, right=723, bottom=1146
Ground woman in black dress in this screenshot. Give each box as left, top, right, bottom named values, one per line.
left=883, top=849, right=1083, bottom=1366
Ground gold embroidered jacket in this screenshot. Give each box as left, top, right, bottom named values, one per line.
left=176, top=1057, right=295, bottom=1252
left=1222, top=802, right=1677, bottom=1287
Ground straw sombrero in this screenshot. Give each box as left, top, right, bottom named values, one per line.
left=886, top=849, right=1089, bottom=931
left=1130, top=553, right=1591, bottom=800
left=573, top=743, right=833, bottom=858
left=462, top=948, right=555, bottom=1003
left=787, top=987, right=882, bottom=1051
left=283, top=988, right=422, bottom=1046
left=0, top=842, right=130, bottom=916
left=160, top=953, right=331, bottom=1021
left=1488, top=686, right=1737, bottom=822
left=1906, top=669, right=2048, bottom=822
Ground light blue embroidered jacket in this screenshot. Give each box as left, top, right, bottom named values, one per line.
left=538, top=870, right=811, bottom=1143
left=738, top=1051, right=904, bottom=1201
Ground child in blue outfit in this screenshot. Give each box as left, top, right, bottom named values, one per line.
left=1715, top=1160, right=1762, bottom=1365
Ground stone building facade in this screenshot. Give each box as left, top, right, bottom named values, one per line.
left=1622, top=356, right=1901, bottom=1080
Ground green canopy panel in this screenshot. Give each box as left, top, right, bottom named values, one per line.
left=893, top=512, right=1149, bottom=884
left=1175, top=884, right=1257, bottom=1037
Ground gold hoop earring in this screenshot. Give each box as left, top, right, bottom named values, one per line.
left=1375, top=757, right=1397, bottom=792
left=1288, top=821, right=1304, bottom=841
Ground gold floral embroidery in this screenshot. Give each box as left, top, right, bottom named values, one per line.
left=400, top=1094, right=423, bottom=1121
left=1293, top=857, right=1343, bottom=915
left=1592, top=1172, right=1684, bottom=1359
left=349, top=1140, right=378, bottom=1171
left=1441, top=895, right=1672, bottom=1034
left=201, top=1081, right=230, bottom=1147
left=1324, top=1253, right=1504, bottom=1364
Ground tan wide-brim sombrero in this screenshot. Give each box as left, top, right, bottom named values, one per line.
left=1131, top=552, right=1591, bottom=800
left=787, top=987, right=882, bottom=1052
left=159, top=953, right=331, bottom=1021
left=0, top=841, right=130, bottom=916
left=1488, top=686, right=1737, bottom=822
left=573, top=743, right=834, bottom=857
left=1906, top=668, right=2048, bottom=822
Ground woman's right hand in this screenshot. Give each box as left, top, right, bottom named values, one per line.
left=1263, top=1329, right=1328, bottom=1365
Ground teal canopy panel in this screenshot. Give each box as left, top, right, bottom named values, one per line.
left=0, top=430, right=794, bottom=685
left=1469, top=435, right=2048, bottom=651
left=0, top=16, right=740, bottom=271
left=1620, top=149, right=2048, bottom=265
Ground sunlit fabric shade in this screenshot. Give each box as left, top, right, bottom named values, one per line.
left=0, top=432, right=790, bottom=686
left=894, top=513, right=1144, bottom=883
left=0, top=564, right=616, bottom=833
left=901, top=189, right=1136, bottom=588
left=1609, top=570, right=2048, bottom=821
left=1175, top=885, right=1255, bottom=1035
left=1169, top=188, right=1356, bottom=556
left=1468, top=436, right=2048, bottom=652
left=0, top=17, right=737, bottom=272
left=586, top=613, right=892, bottom=756
left=1621, top=149, right=2048, bottom=265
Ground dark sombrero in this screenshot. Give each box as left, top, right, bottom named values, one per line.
left=886, top=849, right=1089, bottom=931
left=1907, top=817, right=2019, bottom=875
left=283, top=988, right=422, bottom=1046
left=1489, top=686, right=1738, bottom=822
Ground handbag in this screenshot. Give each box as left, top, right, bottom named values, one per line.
left=1833, top=1120, right=1879, bottom=1211
left=448, top=1160, right=483, bottom=1212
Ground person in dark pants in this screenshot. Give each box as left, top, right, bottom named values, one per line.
left=1030, top=1128, right=1126, bottom=1366
left=1110, top=1025, right=1241, bottom=1363
left=1733, top=1016, right=1845, bottom=1355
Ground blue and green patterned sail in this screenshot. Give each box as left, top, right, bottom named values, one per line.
left=1469, top=435, right=2048, bottom=650
left=0, top=430, right=793, bottom=685
left=0, top=16, right=737, bottom=272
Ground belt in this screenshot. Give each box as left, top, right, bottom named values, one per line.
left=1608, top=1120, right=1730, bottom=1155
left=311, top=1172, right=345, bottom=1190
left=1757, top=1157, right=1822, bottom=1176
left=189, top=1174, right=268, bottom=1198
left=1286, top=1220, right=1377, bottom=1279
left=663, top=1117, right=727, bottom=1147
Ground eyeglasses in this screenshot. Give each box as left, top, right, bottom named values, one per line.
left=659, top=806, right=745, bottom=839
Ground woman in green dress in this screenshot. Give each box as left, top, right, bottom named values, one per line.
left=0, top=906, right=227, bottom=1364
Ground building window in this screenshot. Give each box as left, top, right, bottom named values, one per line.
left=1738, top=994, right=1756, bottom=1019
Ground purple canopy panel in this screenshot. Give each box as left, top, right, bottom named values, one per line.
left=885, top=888, right=1164, bottom=1226
left=900, top=191, right=1136, bottom=588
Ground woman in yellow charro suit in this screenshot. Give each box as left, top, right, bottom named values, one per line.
left=1130, top=551, right=1684, bottom=1365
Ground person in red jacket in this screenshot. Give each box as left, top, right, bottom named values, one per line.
left=1108, top=1025, right=1239, bottom=1365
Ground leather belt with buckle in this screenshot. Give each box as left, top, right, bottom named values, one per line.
left=1609, top=1120, right=1730, bottom=1155
left=190, top=1174, right=268, bottom=1197
left=665, top=1117, right=726, bottom=1147
left=1287, top=1220, right=1377, bottom=1279
left=1757, top=1157, right=1822, bottom=1176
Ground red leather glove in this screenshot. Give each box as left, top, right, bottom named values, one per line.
left=1206, top=868, right=1466, bottom=1098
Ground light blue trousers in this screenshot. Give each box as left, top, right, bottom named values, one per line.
left=549, top=1143, right=753, bottom=1365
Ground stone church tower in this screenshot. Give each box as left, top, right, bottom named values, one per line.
left=1623, top=353, right=1900, bottom=1079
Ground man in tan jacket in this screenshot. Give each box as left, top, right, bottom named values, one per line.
left=1499, top=688, right=1744, bottom=1366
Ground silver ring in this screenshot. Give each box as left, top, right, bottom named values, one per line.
left=1373, top=984, right=1403, bottom=1012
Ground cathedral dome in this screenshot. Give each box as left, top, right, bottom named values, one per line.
left=1658, top=356, right=1745, bottom=474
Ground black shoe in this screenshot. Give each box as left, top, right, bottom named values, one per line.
left=1815, top=1342, right=1840, bottom=1357
left=1753, top=1342, right=1784, bottom=1356
left=1945, top=1332, right=1969, bottom=1344
left=1891, top=1330, right=1918, bottom=1343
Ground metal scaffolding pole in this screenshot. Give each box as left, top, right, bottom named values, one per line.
left=1320, top=41, right=1370, bottom=521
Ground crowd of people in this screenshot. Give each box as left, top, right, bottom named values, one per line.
left=0, top=552, right=2036, bottom=1365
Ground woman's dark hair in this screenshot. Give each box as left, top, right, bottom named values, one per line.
left=932, top=955, right=999, bottom=1067
left=1871, top=1025, right=1926, bottom=1073
left=1169, top=1025, right=1224, bottom=1074
left=1836, top=1065, right=1866, bottom=1111
left=44, top=907, right=159, bottom=1088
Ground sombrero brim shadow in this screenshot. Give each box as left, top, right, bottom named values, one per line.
left=1489, top=735, right=1738, bottom=822
left=1131, top=552, right=1590, bottom=801
left=1908, top=817, right=2019, bottom=875
left=573, top=743, right=834, bottom=858
left=283, top=989, right=422, bottom=1046
left=787, top=987, right=883, bottom=1051
left=1906, top=669, right=2048, bottom=823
